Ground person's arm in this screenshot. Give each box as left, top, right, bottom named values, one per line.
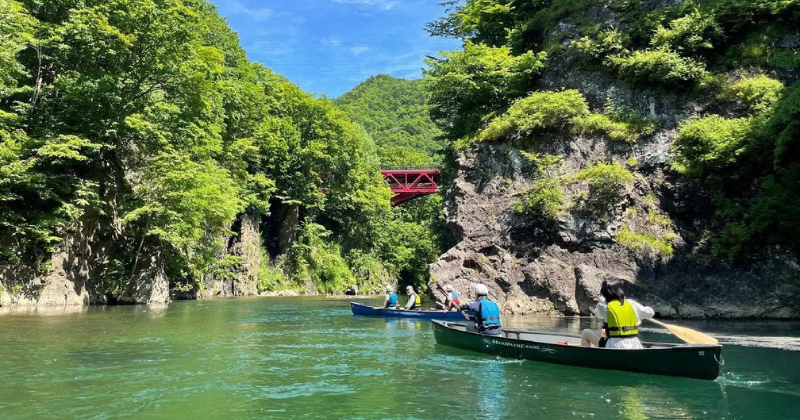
left=404, top=294, right=414, bottom=310
left=594, top=301, right=608, bottom=320
left=460, top=301, right=480, bottom=313
left=383, top=294, right=390, bottom=307
left=629, top=299, right=655, bottom=323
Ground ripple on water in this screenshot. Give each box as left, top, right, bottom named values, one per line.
left=3, top=298, right=800, bottom=420
left=717, top=372, right=772, bottom=389
left=714, top=335, right=800, bottom=351
left=227, top=381, right=356, bottom=400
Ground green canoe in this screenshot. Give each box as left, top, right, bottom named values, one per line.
left=432, top=320, right=723, bottom=380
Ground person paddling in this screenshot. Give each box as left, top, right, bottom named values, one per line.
left=581, top=280, right=654, bottom=349
left=403, top=285, right=421, bottom=310
left=460, top=284, right=502, bottom=335
left=383, top=285, right=398, bottom=308
left=443, top=284, right=460, bottom=312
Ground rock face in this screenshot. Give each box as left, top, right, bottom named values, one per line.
left=0, top=218, right=170, bottom=308
left=119, top=248, right=171, bottom=305
left=0, top=208, right=297, bottom=307
left=429, top=130, right=800, bottom=319
left=426, top=10, right=800, bottom=319
left=201, top=213, right=262, bottom=299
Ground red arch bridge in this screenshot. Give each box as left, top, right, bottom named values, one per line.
left=381, top=169, right=441, bottom=206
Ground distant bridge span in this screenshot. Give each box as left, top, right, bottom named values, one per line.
left=381, top=169, right=441, bottom=206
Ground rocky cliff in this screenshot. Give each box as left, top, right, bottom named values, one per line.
left=0, top=213, right=265, bottom=308
left=427, top=14, right=800, bottom=319
left=428, top=142, right=799, bottom=318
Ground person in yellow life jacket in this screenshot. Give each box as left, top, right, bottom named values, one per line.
left=403, top=285, right=421, bottom=310
left=580, top=280, right=654, bottom=349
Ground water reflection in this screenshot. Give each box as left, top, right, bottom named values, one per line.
left=614, top=387, right=694, bottom=419
left=476, top=361, right=508, bottom=419
left=0, top=304, right=89, bottom=316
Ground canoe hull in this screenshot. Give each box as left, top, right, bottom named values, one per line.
left=350, top=302, right=471, bottom=320
left=432, top=320, right=722, bottom=380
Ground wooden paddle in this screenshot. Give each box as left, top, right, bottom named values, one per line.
left=646, top=318, right=719, bottom=345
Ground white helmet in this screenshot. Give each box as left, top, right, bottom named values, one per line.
left=385, top=285, right=393, bottom=293
left=475, top=284, right=489, bottom=296
left=406, top=285, right=414, bottom=291
left=444, top=284, right=453, bottom=292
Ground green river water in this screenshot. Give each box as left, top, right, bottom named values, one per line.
left=1, top=297, right=799, bottom=419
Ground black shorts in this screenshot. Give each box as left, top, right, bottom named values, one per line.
left=599, top=337, right=608, bottom=348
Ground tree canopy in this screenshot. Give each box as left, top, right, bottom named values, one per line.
left=0, top=0, right=441, bottom=296
left=336, top=74, right=445, bottom=168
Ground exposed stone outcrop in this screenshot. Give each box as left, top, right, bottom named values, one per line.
left=119, top=249, right=170, bottom=304
left=201, top=213, right=262, bottom=298
left=425, top=10, right=800, bottom=319
left=0, top=220, right=98, bottom=308
left=428, top=138, right=800, bottom=319
left=0, top=218, right=170, bottom=307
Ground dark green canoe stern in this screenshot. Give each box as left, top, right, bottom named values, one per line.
left=432, top=320, right=722, bottom=380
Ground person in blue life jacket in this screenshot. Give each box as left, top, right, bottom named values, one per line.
left=443, top=284, right=461, bottom=312
left=383, top=285, right=398, bottom=308
left=460, top=284, right=502, bottom=335
left=580, top=279, right=654, bottom=349
left=403, top=285, right=421, bottom=310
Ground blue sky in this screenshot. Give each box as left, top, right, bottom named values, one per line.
left=209, top=0, right=461, bottom=97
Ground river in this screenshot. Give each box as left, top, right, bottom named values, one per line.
left=1, top=297, right=799, bottom=419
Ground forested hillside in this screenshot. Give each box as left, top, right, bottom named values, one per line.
left=336, top=75, right=450, bottom=289
left=336, top=75, right=444, bottom=168
left=0, top=0, right=436, bottom=306
left=425, top=0, right=800, bottom=317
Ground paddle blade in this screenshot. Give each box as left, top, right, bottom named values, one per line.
left=665, top=324, right=719, bottom=345
left=648, top=319, right=719, bottom=345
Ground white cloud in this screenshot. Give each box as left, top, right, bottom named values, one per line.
left=349, top=46, right=370, bottom=55
left=215, top=0, right=273, bottom=22
left=321, top=38, right=343, bottom=47
left=331, top=0, right=399, bottom=11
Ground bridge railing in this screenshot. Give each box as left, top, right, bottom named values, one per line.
left=380, top=167, right=441, bottom=171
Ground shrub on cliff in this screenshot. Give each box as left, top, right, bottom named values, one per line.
left=287, top=223, right=356, bottom=294
left=718, top=74, right=784, bottom=112
left=617, top=226, right=674, bottom=256
left=478, top=90, right=589, bottom=142
left=650, top=9, right=724, bottom=55
left=672, top=115, right=752, bottom=177
left=573, top=101, right=658, bottom=143
left=573, top=162, right=635, bottom=218
left=513, top=178, right=565, bottom=222
left=606, top=48, right=708, bottom=87
left=570, top=29, right=629, bottom=61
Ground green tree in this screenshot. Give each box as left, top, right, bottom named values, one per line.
left=424, top=42, right=547, bottom=140
left=336, top=75, right=444, bottom=168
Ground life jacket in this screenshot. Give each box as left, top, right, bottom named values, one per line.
left=407, top=292, right=420, bottom=309
left=478, top=298, right=501, bottom=328
left=386, top=293, right=398, bottom=307
left=604, top=299, right=639, bottom=338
